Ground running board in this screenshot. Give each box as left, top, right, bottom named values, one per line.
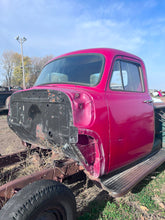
left=100, top=149, right=165, bottom=197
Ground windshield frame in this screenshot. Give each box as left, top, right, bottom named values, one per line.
left=34, top=53, right=105, bottom=87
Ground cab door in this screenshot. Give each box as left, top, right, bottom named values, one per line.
left=106, top=58, right=154, bottom=171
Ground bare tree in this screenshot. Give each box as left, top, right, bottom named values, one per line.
left=1, top=51, right=53, bottom=88
left=1, top=51, right=16, bottom=88
left=29, top=55, right=53, bottom=86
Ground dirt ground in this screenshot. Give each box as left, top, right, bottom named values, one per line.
left=0, top=111, right=24, bottom=155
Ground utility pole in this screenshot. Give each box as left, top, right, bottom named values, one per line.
left=15, top=36, right=27, bottom=89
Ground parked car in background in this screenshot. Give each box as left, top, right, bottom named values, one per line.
left=0, top=87, right=13, bottom=111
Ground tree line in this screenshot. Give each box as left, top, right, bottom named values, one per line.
left=1, top=51, right=53, bottom=88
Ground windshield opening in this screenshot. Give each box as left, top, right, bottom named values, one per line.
left=35, top=54, right=104, bottom=86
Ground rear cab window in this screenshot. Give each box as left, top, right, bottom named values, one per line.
left=110, top=60, right=144, bottom=92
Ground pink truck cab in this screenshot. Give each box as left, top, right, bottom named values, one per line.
left=1, top=48, right=165, bottom=219
left=8, top=48, right=165, bottom=194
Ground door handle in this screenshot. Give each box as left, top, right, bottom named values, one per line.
left=143, top=100, right=153, bottom=104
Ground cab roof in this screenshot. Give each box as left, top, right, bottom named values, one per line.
left=49, top=48, right=142, bottom=63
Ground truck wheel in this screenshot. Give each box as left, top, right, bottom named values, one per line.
left=0, top=179, right=76, bottom=220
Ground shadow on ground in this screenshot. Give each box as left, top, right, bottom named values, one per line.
left=77, top=189, right=113, bottom=220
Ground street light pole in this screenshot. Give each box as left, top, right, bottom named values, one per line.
left=15, top=36, right=27, bottom=89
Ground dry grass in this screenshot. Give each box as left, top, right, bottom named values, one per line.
left=0, top=149, right=56, bottom=186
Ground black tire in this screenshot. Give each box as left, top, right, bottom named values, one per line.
left=0, top=180, right=76, bottom=220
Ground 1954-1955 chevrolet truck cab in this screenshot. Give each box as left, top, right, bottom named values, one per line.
left=8, top=48, right=165, bottom=197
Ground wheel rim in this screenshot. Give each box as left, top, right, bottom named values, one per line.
left=35, top=205, right=67, bottom=220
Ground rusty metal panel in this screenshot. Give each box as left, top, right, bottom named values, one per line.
left=8, top=89, right=78, bottom=148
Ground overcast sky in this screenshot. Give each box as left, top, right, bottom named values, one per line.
left=0, top=0, right=165, bottom=89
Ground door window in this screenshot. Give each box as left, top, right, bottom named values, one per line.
left=110, top=61, right=123, bottom=90
left=110, top=60, right=144, bottom=92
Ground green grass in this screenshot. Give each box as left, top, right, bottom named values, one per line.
left=78, top=163, right=165, bottom=220
left=78, top=200, right=136, bottom=220
left=132, top=163, right=165, bottom=212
